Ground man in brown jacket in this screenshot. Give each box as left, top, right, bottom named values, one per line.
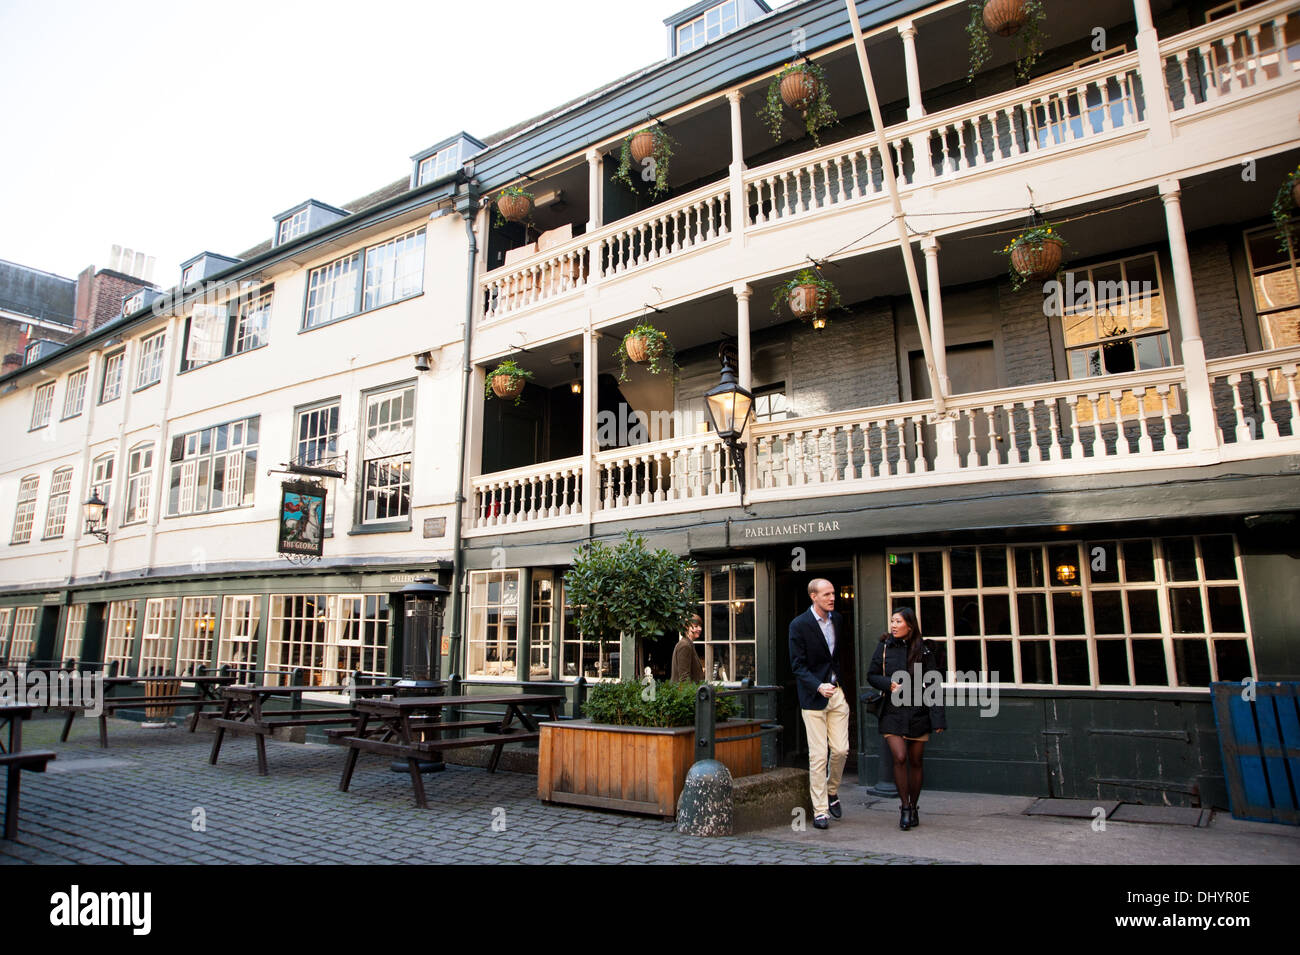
left=670, top=614, right=705, bottom=682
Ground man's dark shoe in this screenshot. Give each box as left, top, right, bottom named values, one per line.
left=813, top=814, right=830, bottom=830
left=828, top=796, right=842, bottom=819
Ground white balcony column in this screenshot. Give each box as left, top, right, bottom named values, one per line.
left=727, top=90, right=747, bottom=245
left=734, top=283, right=753, bottom=391
left=1132, top=0, right=1173, bottom=144
left=921, top=236, right=949, bottom=396
left=586, top=147, right=603, bottom=233
left=1160, top=179, right=1217, bottom=451
left=898, top=21, right=925, bottom=120
left=581, top=326, right=600, bottom=526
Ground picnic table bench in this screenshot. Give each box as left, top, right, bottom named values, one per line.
left=207, top=681, right=407, bottom=776
left=1, top=705, right=56, bottom=840
left=336, top=693, right=563, bottom=808
left=59, top=674, right=237, bottom=747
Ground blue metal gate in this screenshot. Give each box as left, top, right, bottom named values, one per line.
left=1210, top=681, right=1300, bottom=825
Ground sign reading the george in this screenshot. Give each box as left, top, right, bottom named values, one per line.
left=278, top=481, right=327, bottom=556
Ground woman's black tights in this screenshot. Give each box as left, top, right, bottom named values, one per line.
left=887, top=736, right=926, bottom=807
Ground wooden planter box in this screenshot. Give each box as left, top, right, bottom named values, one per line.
left=538, top=719, right=764, bottom=818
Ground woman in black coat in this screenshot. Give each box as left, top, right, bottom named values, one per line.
left=866, top=606, right=945, bottom=831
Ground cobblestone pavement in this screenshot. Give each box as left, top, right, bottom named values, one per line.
left=1, top=716, right=942, bottom=865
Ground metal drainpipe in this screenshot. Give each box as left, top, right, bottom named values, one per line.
left=447, top=186, right=480, bottom=677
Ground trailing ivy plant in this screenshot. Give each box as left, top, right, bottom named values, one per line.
left=761, top=61, right=838, bottom=146
left=967, top=0, right=1048, bottom=84
left=771, top=268, right=843, bottom=318
left=1272, top=164, right=1300, bottom=254
left=1001, top=222, right=1068, bottom=291
left=614, top=323, right=677, bottom=383
left=563, top=531, right=698, bottom=661
left=613, top=126, right=675, bottom=197
left=582, top=679, right=739, bottom=727
left=484, top=358, right=534, bottom=406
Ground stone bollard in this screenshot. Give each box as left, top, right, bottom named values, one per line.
left=676, top=759, right=734, bottom=836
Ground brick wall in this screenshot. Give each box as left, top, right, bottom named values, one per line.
left=1189, top=234, right=1249, bottom=360
left=997, top=281, right=1057, bottom=386
left=790, top=299, right=898, bottom=415
left=87, top=269, right=153, bottom=331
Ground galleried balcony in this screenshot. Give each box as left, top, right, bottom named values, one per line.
left=475, top=0, right=1300, bottom=327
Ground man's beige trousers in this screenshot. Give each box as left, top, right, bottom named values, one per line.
left=801, top=686, right=850, bottom=818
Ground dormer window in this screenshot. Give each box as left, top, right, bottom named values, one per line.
left=124, top=291, right=144, bottom=315
left=277, top=209, right=310, bottom=245
left=676, top=0, right=738, bottom=54
left=418, top=145, right=461, bottom=186
left=410, top=133, right=483, bottom=189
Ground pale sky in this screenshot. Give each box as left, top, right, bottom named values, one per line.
left=0, top=0, right=701, bottom=283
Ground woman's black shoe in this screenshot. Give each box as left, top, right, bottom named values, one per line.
left=899, top=806, right=912, bottom=830
left=909, top=805, right=919, bottom=828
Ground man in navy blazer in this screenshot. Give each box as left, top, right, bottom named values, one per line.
left=789, top=578, right=851, bottom=830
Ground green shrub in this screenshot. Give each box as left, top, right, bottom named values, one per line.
left=582, top=679, right=739, bottom=728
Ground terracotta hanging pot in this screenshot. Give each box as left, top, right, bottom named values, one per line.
left=497, top=193, right=532, bottom=223
left=1010, top=237, right=1064, bottom=280
left=982, top=0, right=1028, bottom=38
left=624, top=333, right=662, bottom=364
left=780, top=69, right=819, bottom=110
left=491, top=375, right=526, bottom=400
left=788, top=283, right=823, bottom=319
left=629, top=130, right=655, bottom=164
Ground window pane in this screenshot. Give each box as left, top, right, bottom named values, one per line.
left=1087, top=541, right=1119, bottom=583
left=1164, top=536, right=1198, bottom=581
left=951, top=547, right=978, bottom=589
left=953, top=596, right=981, bottom=636
left=1213, top=639, right=1251, bottom=682
left=953, top=640, right=981, bottom=674
left=918, top=551, right=943, bottom=591
left=1048, top=544, right=1079, bottom=587
left=1122, top=540, right=1155, bottom=581
left=1132, top=639, right=1168, bottom=685
left=1052, top=591, right=1085, bottom=634
left=1173, top=638, right=1211, bottom=687
left=1015, top=547, right=1045, bottom=588
left=1055, top=640, right=1090, bottom=685
left=1127, top=590, right=1161, bottom=632
left=1017, top=593, right=1048, bottom=635
left=1020, top=640, right=1051, bottom=683
left=918, top=595, right=946, bottom=638
left=986, top=640, right=1013, bottom=683
left=1091, top=591, right=1124, bottom=633
left=1200, top=535, right=1237, bottom=580
left=982, top=594, right=1010, bottom=634
left=980, top=547, right=1007, bottom=587
left=1207, top=587, right=1245, bottom=632
left=1170, top=588, right=1205, bottom=633
left=1096, top=639, right=1130, bottom=685
left=889, top=552, right=914, bottom=592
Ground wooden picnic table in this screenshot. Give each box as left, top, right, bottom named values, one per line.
left=207, top=681, right=407, bottom=776
left=0, top=704, right=33, bottom=755
left=337, top=693, right=564, bottom=808
left=60, top=673, right=238, bottom=747
left=0, top=704, right=55, bottom=839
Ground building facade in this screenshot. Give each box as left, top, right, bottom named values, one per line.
left=2, top=0, right=1299, bottom=807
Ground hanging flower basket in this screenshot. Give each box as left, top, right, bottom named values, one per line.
left=967, top=0, right=1047, bottom=83
left=1003, top=224, right=1068, bottom=290
left=780, top=70, right=819, bottom=110
left=982, top=0, right=1027, bottom=37
left=761, top=61, right=838, bottom=146
left=615, top=324, right=676, bottom=382
left=495, top=187, right=534, bottom=225
left=772, top=269, right=842, bottom=324
left=629, top=130, right=656, bottom=164
left=485, top=358, right=534, bottom=405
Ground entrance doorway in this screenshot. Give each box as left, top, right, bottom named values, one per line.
left=773, top=563, right=858, bottom=771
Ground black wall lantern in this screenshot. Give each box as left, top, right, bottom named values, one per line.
left=83, top=490, right=109, bottom=543
left=704, top=352, right=754, bottom=499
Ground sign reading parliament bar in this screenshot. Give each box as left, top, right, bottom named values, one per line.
left=278, top=482, right=326, bottom=556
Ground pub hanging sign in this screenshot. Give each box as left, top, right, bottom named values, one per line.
left=278, top=481, right=327, bottom=557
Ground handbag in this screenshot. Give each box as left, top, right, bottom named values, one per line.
left=860, top=641, right=888, bottom=719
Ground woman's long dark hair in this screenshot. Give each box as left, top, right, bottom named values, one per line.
left=882, top=606, right=924, bottom=668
